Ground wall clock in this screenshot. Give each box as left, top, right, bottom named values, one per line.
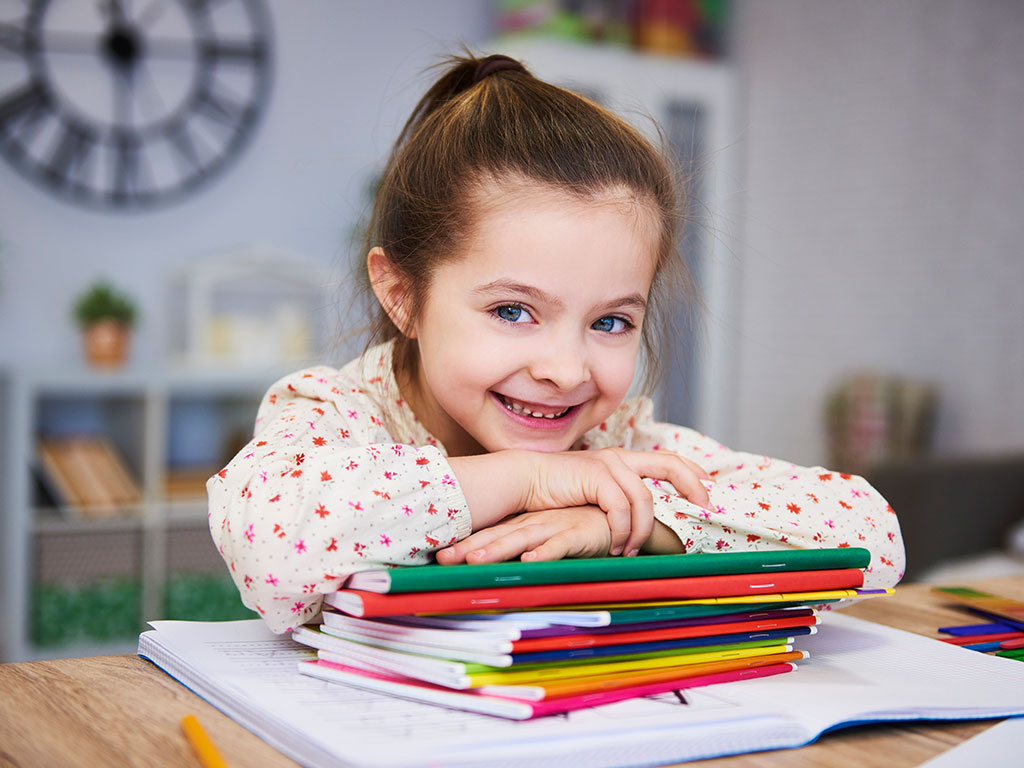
left=0, top=0, right=272, bottom=210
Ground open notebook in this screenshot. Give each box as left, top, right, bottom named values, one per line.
left=138, top=612, right=1024, bottom=768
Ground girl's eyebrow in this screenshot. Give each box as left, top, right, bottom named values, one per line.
left=473, top=279, right=563, bottom=307
left=472, top=279, right=647, bottom=313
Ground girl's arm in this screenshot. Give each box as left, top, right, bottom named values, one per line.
left=437, top=506, right=683, bottom=565
left=447, top=447, right=711, bottom=557
left=633, top=420, right=906, bottom=588
left=209, top=373, right=472, bottom=633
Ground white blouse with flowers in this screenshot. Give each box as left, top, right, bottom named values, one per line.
left=208, top=342, right=906, bottom=633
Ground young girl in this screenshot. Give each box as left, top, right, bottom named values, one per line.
left=208, top=53, right=905, bottom=633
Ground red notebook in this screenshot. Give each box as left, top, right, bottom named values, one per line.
left=324, top=568, right=864, bottom=618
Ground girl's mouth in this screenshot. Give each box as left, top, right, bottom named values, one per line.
left=494, top=393, right=575, bottom=421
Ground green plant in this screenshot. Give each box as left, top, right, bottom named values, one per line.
left=73, top=281, right=138, bottom=328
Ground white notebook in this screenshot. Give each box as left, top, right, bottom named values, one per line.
left=138, top=612, right=1024, bottom=768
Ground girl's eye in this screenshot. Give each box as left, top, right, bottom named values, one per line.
left=494, top=304, right=531, bottom=323
left=591, top=315, right=632, bottom=333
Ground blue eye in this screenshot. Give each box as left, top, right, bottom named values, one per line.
left=494, top=304, right=530, bottom=323
left=592, top=315, right=631, bottom=333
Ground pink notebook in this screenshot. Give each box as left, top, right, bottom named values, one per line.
left=299, top=657, right=797, bottom=720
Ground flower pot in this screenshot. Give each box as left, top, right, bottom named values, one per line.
left=83, top=320, right=131, bottom=368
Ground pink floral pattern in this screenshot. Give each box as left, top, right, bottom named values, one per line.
left=208, top=342, right=905, bottom=633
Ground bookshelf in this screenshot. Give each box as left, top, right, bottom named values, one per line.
left=0, top=367, right=288, bottom=662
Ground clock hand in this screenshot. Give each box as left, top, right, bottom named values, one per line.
left=33, top=31, right=106, bottom=57
left=0, top=22, right=34, bottom=57
left=100, top=0, right=131, bottom=28
left=135, top=0, right=167, bottom=31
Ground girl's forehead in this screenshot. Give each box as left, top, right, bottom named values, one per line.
left=469, top=179, right=654, bottom=222
left=468, top=181, right=660, bottom=248
left=447, top=183, right=660, bottom=293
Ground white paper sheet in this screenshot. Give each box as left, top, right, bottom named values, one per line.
left=139, top=613, right=1024, bottom=768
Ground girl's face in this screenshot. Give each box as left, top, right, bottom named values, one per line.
left=404, top=185, right=660, bottom=457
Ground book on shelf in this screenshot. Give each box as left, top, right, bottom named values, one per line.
left=36, top=437, right=142, bottom=518
left=137, top=612, right=1024, bottom=768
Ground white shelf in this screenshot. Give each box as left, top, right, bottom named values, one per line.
left=1, top=366, right=278, bottom=662
left=32, top=510, right=146, bottom=534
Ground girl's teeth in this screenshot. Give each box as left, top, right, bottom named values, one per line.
left=501, top=397, right=568, bottom=419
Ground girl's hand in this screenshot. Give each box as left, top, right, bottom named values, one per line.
left=436, top=507, right=612, bottom=565
left=520, top=448, right=711, bottom=557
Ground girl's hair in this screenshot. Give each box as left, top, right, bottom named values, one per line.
left=359, top=52, right=693, bottom=392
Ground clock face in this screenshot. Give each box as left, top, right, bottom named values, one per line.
left=0, top=0, right=272, bottom=210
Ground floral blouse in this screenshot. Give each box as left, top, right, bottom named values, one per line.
left=208, top=342, right=906, bottom=633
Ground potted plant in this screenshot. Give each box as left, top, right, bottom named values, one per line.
left=73, top=281, right=138, bottom=368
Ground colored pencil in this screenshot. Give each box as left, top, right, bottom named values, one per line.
left=180, top=714, right=228, bottom=768
left=939, top=631, right=1024, bottom=646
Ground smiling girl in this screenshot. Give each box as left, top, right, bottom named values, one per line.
left=208, top=54, right=905, bottom=633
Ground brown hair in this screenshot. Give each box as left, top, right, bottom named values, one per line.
left=359, top=52, right=693, bottom=392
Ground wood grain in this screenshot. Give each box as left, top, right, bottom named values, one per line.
left=0, top=654, right=297, bottom=767
left=1, top=576, right=1021, bottom=768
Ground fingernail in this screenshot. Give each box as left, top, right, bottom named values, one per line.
left=627, top=549, right=639, bottom=557
left=610, top=546, right=623, bottom=556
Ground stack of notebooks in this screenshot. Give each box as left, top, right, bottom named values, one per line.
left=292, top=547, right=891, bottom=719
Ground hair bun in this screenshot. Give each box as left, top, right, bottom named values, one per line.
left=472, top=54, right=527, bottom=84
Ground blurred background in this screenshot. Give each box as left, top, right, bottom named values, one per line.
left=1, top=0, right=1022, bottom=662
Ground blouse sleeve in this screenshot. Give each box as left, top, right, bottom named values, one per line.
left=606, top=400, right=906, bottom=588
left=207, top=368, right=473, bottom=633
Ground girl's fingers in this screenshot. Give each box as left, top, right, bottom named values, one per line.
left=602, top=456, right=654, bottom=556
left=589, top=476, right=632, bottom=555
left=436, top=526, right=508, bottom=563
left=665, top=453, right=712, bottom=482
left=616, top=450, right=712, bottom=511
left=466, top=523, right=554, bottom=564
left=521, top=530, right=577, bottom=562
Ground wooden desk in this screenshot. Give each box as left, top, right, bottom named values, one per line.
left=2, top=575, right=1021, bottom=768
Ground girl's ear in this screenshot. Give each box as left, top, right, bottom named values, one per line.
left=367, top=247, right=416, bottom=338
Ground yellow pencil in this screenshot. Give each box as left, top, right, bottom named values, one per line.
left=181, top=714, right=229, bottom=768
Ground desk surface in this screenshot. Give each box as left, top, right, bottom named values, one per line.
left=2, top=575, right=1022, bottom=768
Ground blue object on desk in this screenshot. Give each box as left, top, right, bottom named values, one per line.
left=967, top=608, right=1024, bottom=632
left=939, top=622, right=1018, bottom=636
left=962, top=641, right=1005, bottom=652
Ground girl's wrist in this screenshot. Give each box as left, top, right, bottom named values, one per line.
left=641, top=519, right=687, bottom=555
left=448, top=450, right=534, bottom=530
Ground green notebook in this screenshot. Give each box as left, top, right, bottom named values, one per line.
left=345, top=547, right=871, bottom=594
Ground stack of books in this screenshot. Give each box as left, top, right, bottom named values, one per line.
left=293, top=548, right=891, bottom=719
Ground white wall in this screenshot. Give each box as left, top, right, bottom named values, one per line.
left=0, top=1, right=493, bottom=369
left=3, top=0, right=1022, bottom=469
left=731, top=0, right=1024, bottom=465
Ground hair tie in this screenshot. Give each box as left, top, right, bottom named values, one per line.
left=472, top=54, right=526, bottom=84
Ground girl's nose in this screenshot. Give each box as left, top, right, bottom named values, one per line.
left=527, top=333, right=591, bottom=390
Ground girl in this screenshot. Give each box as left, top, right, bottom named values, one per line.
left=209, top=53, right=905, bottom=633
